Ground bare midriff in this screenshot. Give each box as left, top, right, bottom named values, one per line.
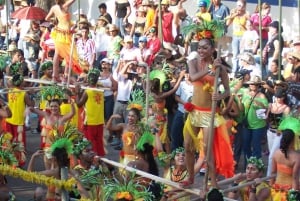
left=192, top=84, right=212, bottom=109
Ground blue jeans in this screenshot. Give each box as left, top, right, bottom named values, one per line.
left=170, top=110, right=184, bottom=151
left=242, top=126, right=266, bottom=167
left=233, top=123, right=243, bottom=165
left=115, top=17, right=125, bottom=37
left=232, top=36, right=242, bottom=75
left=104, top=95, right=114, bottom=122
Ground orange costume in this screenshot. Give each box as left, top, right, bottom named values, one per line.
left=271, top=163, right=293, bottom=201
left=50, top=12, right=83, bottom=74
left=184, top=74, right=234, bottom=178
left=152, top=100, right=168, bottom=144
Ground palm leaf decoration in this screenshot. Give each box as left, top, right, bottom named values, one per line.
left=103, top=171, right=154, bottom=201
left=0, top=55, right=11, bottom=71
left=182, top=20, right=225, bottom=40
left=0, top=133, right=21, bottom=166
left=53, top=123, right=83, bottom=143
left=40, top=85, right=65, bottom=101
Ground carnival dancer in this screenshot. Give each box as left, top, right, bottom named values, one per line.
left=228, top=157, right=272, bottom=201
left=28, top=138, right=89, bottom=200
left=182, top=20, right=234, bottom=187
left=30, top=85, right=75, bottom=170
left=5, top=73, right=35, bottom=155
left=106, top=90, right=144, bottom=166
left=75, top=68, right=105, bottom=157
left=270, top=125, right=300, bottom=200
left=45, top=0, right=84, bottom=83
left=150, top=67, right=185, bottom=153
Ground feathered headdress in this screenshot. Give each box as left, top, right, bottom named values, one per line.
left=136, top=124, right=154, bottom=152
left=51, top=138, right=73, bottom=155
left=51, top=123, right=83, bottom=145
left=103, top=172, right=154, bottom=201
left=182, top=20, right=225, bottom=41
left=40, top=85, right=64, bottom=101
left=40, top=61, right=53, bottom=73
left=278, top=116, right=300, bottom=136
left=149, top=63, right=171, bottom=92
left=127, top=89, right=145, bottom=111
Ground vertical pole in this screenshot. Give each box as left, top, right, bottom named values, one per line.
left=77, top=0, right=80, bottom=23
left=203, top=44, right=222, bottom=191
left=5, top=0, right=9, bottom=49
left=298, top=0, right=300, bottom=37
left=258, top=0, right=263, bottom=78
left=278, top=0, right=282, bottom=80
left=60, top=167, right=69, bottom=201
left=145, top=64, right=150, bottom=121
left=158, top=0, right=163, bottom=44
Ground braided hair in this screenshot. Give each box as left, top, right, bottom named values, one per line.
left=280, top=129, right=295, bottom=159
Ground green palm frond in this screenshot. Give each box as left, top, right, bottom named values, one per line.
left=40, top=85, right=64, bottom=101
left=0, top=55, right=11, bottom=71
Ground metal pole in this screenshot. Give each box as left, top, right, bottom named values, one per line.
left=258, top=0, right=263, bottom=78
left=158, top=0, right=163, bottom=44
left=60, top=167, right=69, bottom=201
left=145, top=63, right=150, bottom=121
left=278, top=0, right=282, bottom=80
left=5, top=0, right=9, bottom=49
left=298, top=0, right=300, bottom=40
left=77, top=0, right=80, bottom=23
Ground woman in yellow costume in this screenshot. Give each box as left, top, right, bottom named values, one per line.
left=270, top=121, right=300, bottom=201
left=149, top=66, right=185, bottom=153
left=228, top=156, right=272, bottom=201
left=107, top=90, right=145, bottom=165
left=45, top=0, right=84, bottom=82
left=29, top=85, right=75, bottom=170
left=182, top=20, right=234, bottom=187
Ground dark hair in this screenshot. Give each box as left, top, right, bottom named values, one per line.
left=150, top=78, right=160, bottom=93
left=98, top=3, right=107, bottom=9
left=129, top=108, right=141, bottom=121
left=280, top=129, right=295, bottom=159
left=140, top=143, right=159, bottom=176
left=49, top=99, right=61, bottom=105
left=207, top=188, right=224, bottom=201
left=52, top=147, right=70, bottom=174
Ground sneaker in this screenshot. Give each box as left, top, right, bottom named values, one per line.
left=199, top=168, right=206, bottom=175
left=110, top=138, right=121, bottom=146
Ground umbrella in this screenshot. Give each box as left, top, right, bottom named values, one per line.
left=11, top=6, right=47, bottom=20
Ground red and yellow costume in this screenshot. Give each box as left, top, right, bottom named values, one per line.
left=184, top=74, right=234, bottom=178
left=6, top=88, right=26, bottom=148
left=83, top=89, right=105, bottom=156
left=50, top=12, right=83, bottom=74
left=152, top=100, right=168, bottom=144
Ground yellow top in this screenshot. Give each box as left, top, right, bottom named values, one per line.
left=6, top=88, right=26, bottom=125
left=232, top=15, right=247, bottom=36
left=145, top=8, right=155, bottom=32
left=196, top=12, right=212, bottom=22
left=84, top=89, right=104, bottom=125
left=60, top=103, right=78, bottom=127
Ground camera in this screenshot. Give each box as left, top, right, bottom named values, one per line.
left=235, top=69, right=252, bottom=79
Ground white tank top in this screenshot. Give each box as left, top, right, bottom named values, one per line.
left=98, top=75, right=113, bottom=97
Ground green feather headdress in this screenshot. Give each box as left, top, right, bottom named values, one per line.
left=287, top=189, right=300, bottom=201
left=51, top=123, right=83, bottom=145
left=40, top=85, right=64, bottom=101
left=150, top=63, right=171, bottom=92
left=103, top=172, right=154, bottom=201
left=182, top=20, right=225, bottom=42
left=247, top=156, right=265, bottom=172
left=136, top=124, right=154, bottom=152
left=278, top=116, right=300, bottom=136
left=127, top=89, right=145, bottom=111
left=51, top=138, right=73, bottom=155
